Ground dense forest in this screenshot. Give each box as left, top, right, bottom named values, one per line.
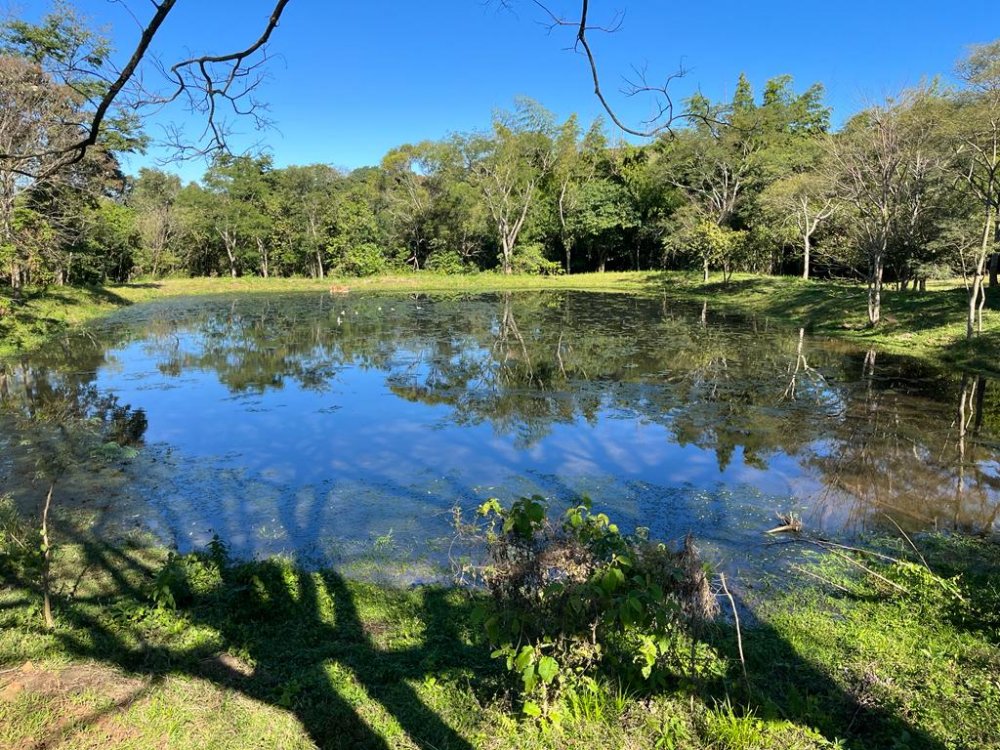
left=1, top=6, right=998, bottom=336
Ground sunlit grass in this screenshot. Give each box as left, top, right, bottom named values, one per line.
left=1, top=531, right=999, bottom=749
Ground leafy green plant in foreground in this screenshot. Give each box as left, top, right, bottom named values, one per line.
left=469, top=495, right=720, bottom=723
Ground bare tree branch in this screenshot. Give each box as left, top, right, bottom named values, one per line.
left=530, top=0, right=691, bottom=136
left=0, top=0, right=293, bottom=175
left=3, top=0, right=682, bottom=181
left=0, top=0, right=176, bottom=177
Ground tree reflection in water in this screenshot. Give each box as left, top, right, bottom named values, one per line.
left=1, top=291, right=997, bottom=569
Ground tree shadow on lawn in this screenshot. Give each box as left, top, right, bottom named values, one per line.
left=703, top=615, right=949, bottom=750
left=639, top=272, right=997, bottom=338
left=0, top=284, right=134, bottom=349
left=7, top=529, right=959, bottom=750
left=45, top=534, right=489, bottom=750
left=940, top=327, right=1000, bottom=376
left=20, top=284, right=133, bottom=310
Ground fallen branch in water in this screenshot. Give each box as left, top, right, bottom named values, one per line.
left=41, top=483, right=54, bottom=630
left=766, top=512, right=803, bottom=534
left=883, top=513, right=931, bottom=572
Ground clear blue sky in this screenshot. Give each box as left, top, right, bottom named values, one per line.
left=21, top=1, right=998, bottom=180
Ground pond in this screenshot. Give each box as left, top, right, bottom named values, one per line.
left=2, top=290, right=998, bottom=579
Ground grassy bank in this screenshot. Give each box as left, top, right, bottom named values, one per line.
left=1, top=525, right=998, bottom=749
left=2, top=271, right=998, bottom=372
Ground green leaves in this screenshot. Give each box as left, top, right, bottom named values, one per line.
left=600, top=566, right=626, bottom=595
left=537, top=655, right=559, bottom=684
left=473, top=496, right=712, bottom=724
left=480, top=495, right=547, bottom=541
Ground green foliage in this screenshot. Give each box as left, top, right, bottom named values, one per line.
left=150, top=549, right=226, bottom=611
left=424, top=248, right=469, bottom=274
left=472, top=496, right=717, bottom=722
left=666, top=213, right=745, bottom=278
left=0, top=494, right=41, bottom=580
left=510, top=242, right=561, bottom=275
left=338, top=242, right=386, bottom=277
left=701, top=699, right=835, bottom=750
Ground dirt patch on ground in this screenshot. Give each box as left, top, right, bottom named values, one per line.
left=1, top=661, right=150, bottom=749
left=1, top=660, right=147, bottom=702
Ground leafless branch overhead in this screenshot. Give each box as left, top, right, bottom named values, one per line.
left=2, top=0, right=682, bottom=179
left=0, top=0, right=292, bottom=175
left=530, top=0, right=691, bottom=137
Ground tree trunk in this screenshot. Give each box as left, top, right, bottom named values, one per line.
left=990, top=253, right=998, bottom=288
left=257, top=237, right=269, bottom=278
left=703, top=257, right=710, bottom=283
left=225, top=241, right=237, bottom=278
left=564, top=237, right=573, bottom=275
left=969, top=206, right=995, bottom=339
left=867, top=250, right=884, bottom=327
left=41, top=483, right=54, bottom=630
left=802, top=232, right=811, bottom=280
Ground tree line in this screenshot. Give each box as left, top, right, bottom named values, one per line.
left=1, top=8, right=998, bottom=333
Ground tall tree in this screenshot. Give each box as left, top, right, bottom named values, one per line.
left=130, top=168, right=182, bottom=277
left=759, top=171, right=837, bottom=279
left=203, top=154, right=275, bottom=278
left=471, top=100, right=556, bottom=274
left=0, top=5, right=143, bottom=287
left=828, top=92, right=945, bottom=325
left=379, top=144, right=433, bottom=270
left=273, top=164, right=342, bottom=278
left=948, top=41, right=1000, bottom=337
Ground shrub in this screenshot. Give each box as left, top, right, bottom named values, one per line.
left=337, top=242, right=386, bottom=277
left=469, top=496, right=717, bottom=723
left=0, top=493, right=40, bottom=580
left=511, top=243, right=562, bottom=275
left=422, top=249, right=459, bottom=274
left=149, top=536, right=228, bottom=610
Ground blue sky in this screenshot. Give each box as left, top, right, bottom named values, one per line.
left=20, top=1, right=998, bottom=180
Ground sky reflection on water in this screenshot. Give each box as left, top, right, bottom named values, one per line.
left=2, top=291, right=997, bottom=576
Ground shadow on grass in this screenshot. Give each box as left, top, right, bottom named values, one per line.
left=23, top=284, right=133, bottom=309
left=639, top=273, right=1000, bottom=374
left=41, top=532, right=488, bottom=750
left=642, top=272, right=995, bottom=329
left=4, top=528, right=969, bottom=750
left=705, top=615, right=946, bottom=749
left=1, top=283, right=134, bottom=354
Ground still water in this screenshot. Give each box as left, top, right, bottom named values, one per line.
left=2, top=291, right=997, bottom=576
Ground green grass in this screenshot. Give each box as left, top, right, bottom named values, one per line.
left=731, top=541, right=1000, bottom=750
left=3, top=271, right=999, bottom=372
left=2, top=525, right=999, bottom=749
left=642, top=273, right=1000, bottom=373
